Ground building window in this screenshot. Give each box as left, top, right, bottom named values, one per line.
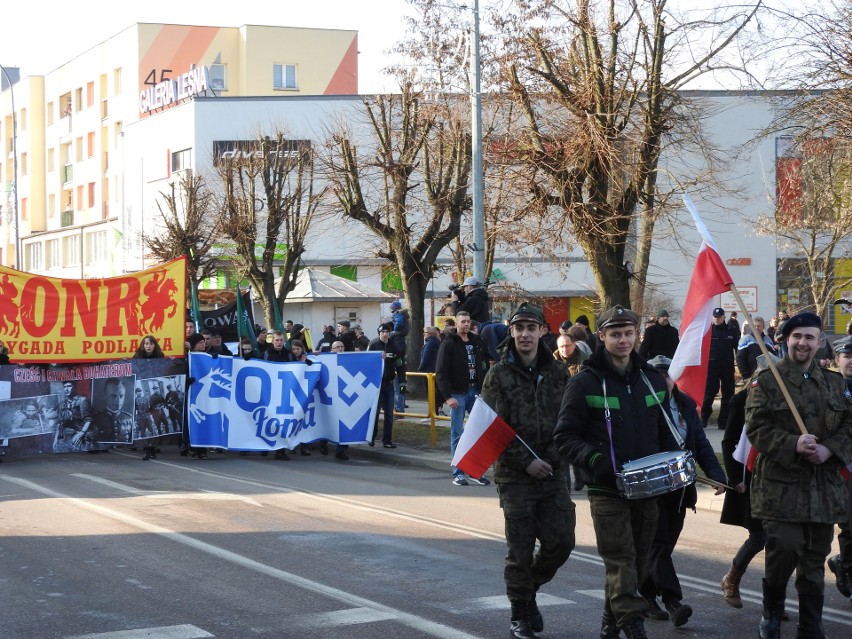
left=61, top=93, right=72, bottom=117
left=47, top=148, right=55, bottom=172
left=171, top=148, right=192, bottom=173
left=210, top=64, right=227, bottom=91
left=87, top=132, right=95, bottom=158
left=75, top=137, right=83, bottom=162
left=63, top=235, right=80, bottom=267
left=75, top=88, right=83, bottom=112
left=49, top=194, right=56, bottom=217
left=114, top=68, right=122, bottom=95
left=273, top=64, right=298, bottom=90
left=26, top=242, right=43, bottom=271
left=20, top=108, right=27, bottom=131
left=331, top=265, right=358, bottom=281
left=88, top=182, right=95, bottom=208
left=20, top=152, right=27, bottom=176
left=21, top=197, right=27, bottom=221
left=114, top=121, right=123, bottom=147
left=85, top=230, right=108, bottom=266
left=47, top=101, right=55, bottom=126
left=47, top=239, right=61, bottom=270
left=76, top=185, right=84, bottom=210
left=87, top=82, right=95, bottom=108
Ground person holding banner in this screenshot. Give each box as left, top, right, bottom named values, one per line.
left=368, top=323, right=406, bottom=448
left=554, top=305, right=680, bottom=639
left=746, top=312, right=852, bottom=639
left=479, top=302, right=574, bottom=639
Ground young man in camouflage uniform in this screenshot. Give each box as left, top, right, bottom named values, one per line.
left=554, top=305, right=679, bottom=639
left=827, top=335, right=852, bottom=602
left=746, top=312, right=852, bottom=639
left=480, top=302, right=575, bottom=639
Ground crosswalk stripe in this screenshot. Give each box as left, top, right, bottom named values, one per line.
left=66, top=624, right=213, bottom=639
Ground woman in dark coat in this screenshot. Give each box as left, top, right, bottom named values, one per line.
left=719, top=376, right=766, bottom=609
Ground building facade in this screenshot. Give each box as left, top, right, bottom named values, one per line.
left=4, top=24, right=851, bottom=332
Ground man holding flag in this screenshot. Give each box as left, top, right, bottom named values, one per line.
left=478, top=302, right=575, bottom=639
left=746, top=312, right=852, bottom=639
left=827, top=336, right=852, bottom=602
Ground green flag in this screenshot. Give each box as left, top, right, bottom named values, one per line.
left=235, top=287, right=259, bottom=357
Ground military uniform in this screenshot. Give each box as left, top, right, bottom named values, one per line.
left=481, top=302, right=574, bottom=639
left=58, top=393, right=93, bottom=449
left=91, top=408, right=135, bottom=444
left=746, top=314, right=852, bottom=639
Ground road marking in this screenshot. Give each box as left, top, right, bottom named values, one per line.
left=71, top=474, right=263, bottom=507
left=1, top=475, right=488, bottom=639
left=443, top=593, right=574, bottom=614
left=65, top=624, right=212, bottom=639
left=287, top=607, right=398, bottom=628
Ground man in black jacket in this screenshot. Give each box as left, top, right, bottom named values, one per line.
left=368, top=322, right=406, bottom=448
left=638, top=309, right=680, bottom=359
left=554, top=305, right=680, bottom=639
left=450, top=276, right=490, bottom=324
left=436, top=310, right=490, bottom=486
left=701, top=308, right=738, bottom=430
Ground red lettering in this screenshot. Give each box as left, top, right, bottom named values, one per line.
left=60, top=280, right=101, bottom=337
left=103, top=278, right=141, bottom=336
left=19, top=278, right=60, bottom=337
left=82, top=340, right=93, bottom=352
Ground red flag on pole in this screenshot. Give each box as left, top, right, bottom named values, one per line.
left=669, top=195, right=736, bottom=405
left=451, top=397, right=517, bottom=478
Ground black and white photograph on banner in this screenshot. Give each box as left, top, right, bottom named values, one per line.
left=89, top=376, right=137, bottom=445
left=54, top=379, right=95, bottom=453
left=0, top=395, right=58, bottom=439
left=134, top=375, right=185, bottom=439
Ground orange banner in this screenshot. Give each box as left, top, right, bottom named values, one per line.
left=0, top=257, right=186, bottom=362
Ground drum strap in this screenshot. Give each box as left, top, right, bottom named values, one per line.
left=639, top=371, right=686, bottom=450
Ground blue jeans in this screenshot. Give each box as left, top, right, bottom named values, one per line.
left=450, top=387, right=479, bottom=477
left=394, top=376, right=406, bottom=412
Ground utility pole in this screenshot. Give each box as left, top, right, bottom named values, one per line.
left=0, top=65, right=19, bottom=270
left=470, top=0, right=485, bottom=283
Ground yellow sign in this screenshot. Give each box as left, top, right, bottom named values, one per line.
left=0, top=257, right=186, bottom=362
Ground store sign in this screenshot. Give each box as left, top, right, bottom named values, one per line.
left=720, top=286, right=757, bottom=312
left=212, top=139, right=311, bottom=166
left=725, top=257, right=752, bottom=266
left=139, top=66, right=210, bottom=114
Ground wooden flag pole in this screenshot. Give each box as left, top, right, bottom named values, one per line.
left=728, top=285, right=809, bottom=436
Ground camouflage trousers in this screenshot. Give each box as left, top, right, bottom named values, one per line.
left=497, top=476, right=576, bottom=605
left=763, top=520, right=834, bottom=596
left=589, top=494, right=658, bottom=626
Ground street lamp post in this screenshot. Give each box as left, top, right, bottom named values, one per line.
left=0, top=64, right=20, bottom=270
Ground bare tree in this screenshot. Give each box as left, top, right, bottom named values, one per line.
left=324, top=85, right=471, bottom=362
left=144, top=171, right=222, bottom=291
left=491, top=0, right=764, bottom=309
left=216, top=132, right=325, bottom=330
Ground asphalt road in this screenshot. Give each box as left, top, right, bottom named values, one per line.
left=1, top=447, right=851, bottom=639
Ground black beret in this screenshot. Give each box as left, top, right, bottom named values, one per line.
left=779, top=311, right=822, bottom=338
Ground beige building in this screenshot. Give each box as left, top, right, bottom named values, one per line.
left=0, top=23, right=358, bottom=276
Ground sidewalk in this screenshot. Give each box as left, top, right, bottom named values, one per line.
left=358, top=397, right=729, bottom=513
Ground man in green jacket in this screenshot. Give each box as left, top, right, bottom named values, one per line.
left=481, top=302, right=575, bottom=639
left=746, top=311, right=852, bottom=639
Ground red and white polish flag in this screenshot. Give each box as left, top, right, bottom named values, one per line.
left=732, top=426, right=759, bottom=473
left=451, top=397, right=517, bottom=478
left=669, top=194, right=736, bottom=406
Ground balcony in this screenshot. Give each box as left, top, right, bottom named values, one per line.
left=63, top=164, right=73, bottom=184
left=61, top=209, right=74, bottom=227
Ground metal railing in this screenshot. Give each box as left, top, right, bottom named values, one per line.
left=392, top=371, right=449, bottom=447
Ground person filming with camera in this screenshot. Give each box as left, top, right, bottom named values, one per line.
left=451, top=276, right=490, bottom=324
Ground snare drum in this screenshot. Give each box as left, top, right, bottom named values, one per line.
left=615, top=450, right=696, bottom=500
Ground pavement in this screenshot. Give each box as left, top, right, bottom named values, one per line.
left=356, top=397, right=729, bottom=513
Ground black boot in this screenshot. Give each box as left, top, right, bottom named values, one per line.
left=619, top=614, right=648, bottom=639
left=509, top=601, right=538, bottom=639
left=600, top=609, right=621, bottom=639
left=795, top=593, right=826, bottom=639
left=759, top=579, right=786, bottom=639
left=528, top=595, right=543, bottom=633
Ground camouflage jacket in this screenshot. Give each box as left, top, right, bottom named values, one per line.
left=480, top=339, right=569, bottom=484
left=745, top=356, right=852, bottom=523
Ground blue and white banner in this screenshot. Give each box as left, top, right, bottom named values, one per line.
left=188, top=352, right=382, bottom=450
